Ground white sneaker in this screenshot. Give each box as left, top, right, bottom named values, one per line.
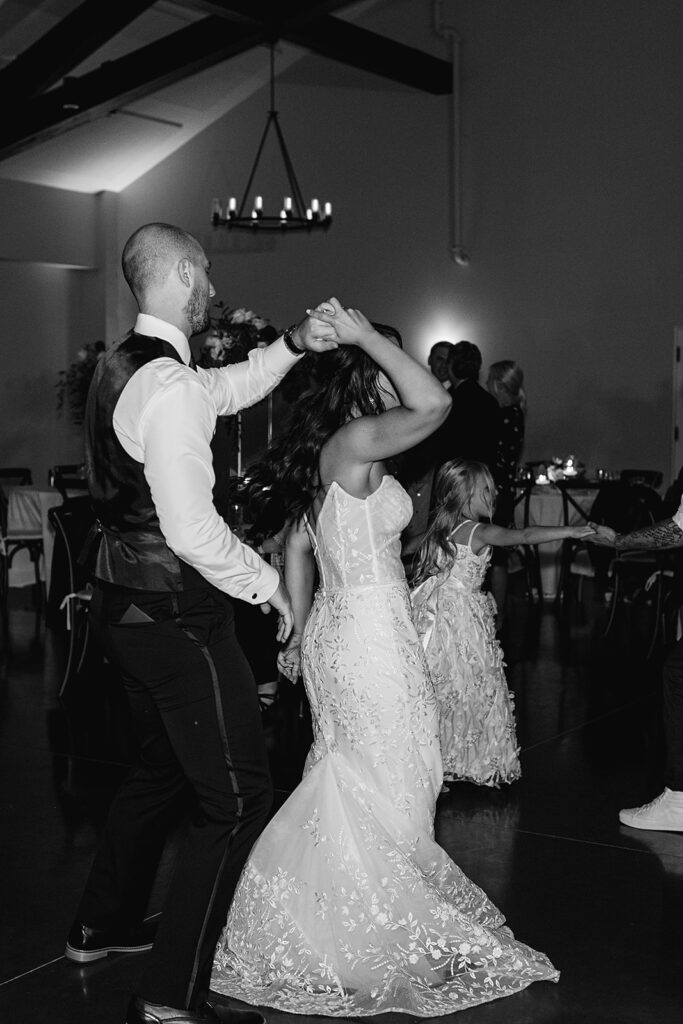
left=619, top=788, right=683, bottom=831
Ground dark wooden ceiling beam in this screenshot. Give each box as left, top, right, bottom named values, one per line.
left=0, top=0, right=158, bottom=99
left=0, top=2, right=451, bottom=159
left=182, top=1, right=452, bottom=92
left=0, top=17, right=266, bottom=160
left=177, top=1, right=352, bottom=30
left=284, top=16, right=451, bottom=95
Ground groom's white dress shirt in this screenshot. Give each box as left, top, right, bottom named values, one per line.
left=112, top=313, right=300, bottom=604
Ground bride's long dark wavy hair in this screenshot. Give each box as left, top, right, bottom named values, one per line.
left=243, top=323, right=401, bottom=543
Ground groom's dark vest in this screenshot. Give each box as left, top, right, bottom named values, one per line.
left=84, top=331, right=213, bottom=593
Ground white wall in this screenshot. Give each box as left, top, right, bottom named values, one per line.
left=117, top=0, right=683, bottom=479
left=2, top=0, right=683, bottom=484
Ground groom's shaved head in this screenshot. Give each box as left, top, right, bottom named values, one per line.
left=122, top=223, right=204, bottom=300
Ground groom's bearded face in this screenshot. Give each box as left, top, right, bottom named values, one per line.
left=185, top=279, right=212, bottom=335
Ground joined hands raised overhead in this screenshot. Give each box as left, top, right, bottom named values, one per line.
left=306, top=297, right=379, bottom=348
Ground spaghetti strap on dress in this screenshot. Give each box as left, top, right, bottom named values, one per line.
left=411, top=519, right=521, bottom=787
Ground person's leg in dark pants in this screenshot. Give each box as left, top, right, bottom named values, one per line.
left=662, top=635, right=683, bottom=791
left=619, top=635, right=683, bottom=830
left=73, top=586, right=273, bottom=1009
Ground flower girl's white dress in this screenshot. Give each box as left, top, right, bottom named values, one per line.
left=210, top=477, right=557, bottom=1016
left=411, top=520, right=521, bottom=787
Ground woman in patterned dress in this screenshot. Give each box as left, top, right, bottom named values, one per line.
left=210, top=303, right=559, bottom=1016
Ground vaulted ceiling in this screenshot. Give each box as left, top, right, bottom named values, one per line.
left=0, top=0, right=451, bottom=193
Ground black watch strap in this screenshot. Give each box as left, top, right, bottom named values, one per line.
left=283, top=323, right=305, bottom=355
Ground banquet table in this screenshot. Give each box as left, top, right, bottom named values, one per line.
left=6, top=486, right=62, bottom=591
left=514, top=484, right=597, bottom=598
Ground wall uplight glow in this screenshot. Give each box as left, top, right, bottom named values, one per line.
left=413, top=313, right=478, bottom=367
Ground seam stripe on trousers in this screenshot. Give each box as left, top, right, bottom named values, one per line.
left=178, top=620, right=245, bottom=1007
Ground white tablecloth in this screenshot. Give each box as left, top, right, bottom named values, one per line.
left=6, top=486, right=62, bottom=591
left=514, top=486, right=596, bottom=597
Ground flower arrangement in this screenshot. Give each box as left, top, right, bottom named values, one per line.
left=533, top=455, right=585, bottom=485
left=198, top=303, right=280, bottom=368
left=56, top=340, right=106, bottom=426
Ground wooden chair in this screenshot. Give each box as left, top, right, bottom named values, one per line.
left=602, top=483, right=667, bottom=657
left=619, top=469, right=663, bottom=489
left=0, top=467, right=42, bottom=616
left=511, top=479, right=543, bottom=604
left=49, top=464, right=88, bottom=500
left=0, top=467, right=32, bottom=487
left=47, top=497, right=100, bottom=700
left=555, top=479, right=603, bottom=610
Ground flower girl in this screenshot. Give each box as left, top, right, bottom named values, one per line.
left=410, top=459, right=594, bottom=787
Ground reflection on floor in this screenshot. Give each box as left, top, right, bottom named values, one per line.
left=1, top=580, right=681, bottom=1024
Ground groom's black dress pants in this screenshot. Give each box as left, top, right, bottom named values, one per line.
left=76, top=584, right=273, bottom=1009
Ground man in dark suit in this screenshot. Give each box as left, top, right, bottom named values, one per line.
left=434, top=340, right=499, bottom=473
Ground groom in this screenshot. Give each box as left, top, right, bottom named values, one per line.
left=64, top=222, right=339, bottom=1024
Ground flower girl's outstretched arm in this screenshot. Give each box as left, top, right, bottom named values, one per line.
left=471, top=522, right=596, bottom=555
left=277, top=518, right=316, bottom=682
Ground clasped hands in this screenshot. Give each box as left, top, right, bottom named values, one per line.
left=565, top=524, right=616, bottom=544
left=291, top=297, right=376, bottom=351
left=584, top=523, right=617, bottom=546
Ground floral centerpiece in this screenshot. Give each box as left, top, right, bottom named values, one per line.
left=534, top=456, right=586, bottom=484
left=56, top=340, right=106, bottom=426
left=198, top=303, right=280, bottom=368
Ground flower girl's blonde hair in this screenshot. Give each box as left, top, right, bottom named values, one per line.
left=411, top=459, right=496, bottom=585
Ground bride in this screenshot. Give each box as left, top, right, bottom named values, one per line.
left=210, top=300, right=559, bottom=1016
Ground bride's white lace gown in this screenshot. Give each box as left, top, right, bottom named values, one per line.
left=211, top=476, right=558, bottom=1016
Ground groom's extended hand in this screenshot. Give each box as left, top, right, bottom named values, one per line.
left=260, top=580, right=294, bottom=643
left=289, top=301, right=339, bottom=353
left=306, top=296, right=378, bottom=347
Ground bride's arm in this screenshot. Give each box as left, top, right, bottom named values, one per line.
left=277, top=519, right=315, bottom=682
left=310, top=299, right=451, bottom=464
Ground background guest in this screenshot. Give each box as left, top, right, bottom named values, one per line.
left=434, top=341, right=499, bottom=474
left=589, top=510, right=683, bottom=831
left=487, top=360, right=527, bottom=625
left=427, top=341, right=454, bottom=389
left=398, top=341, right=453, bottom=560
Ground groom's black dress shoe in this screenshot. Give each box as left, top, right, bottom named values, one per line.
left=65, top=919, right=157, bottom=963
left=126, top=997, right=265, bottom=1023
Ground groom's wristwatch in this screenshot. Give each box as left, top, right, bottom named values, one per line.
left=283, top=323, right=305, bottom=355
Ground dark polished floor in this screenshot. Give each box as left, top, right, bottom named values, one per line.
left=1, top=578, right=681, bottom=1024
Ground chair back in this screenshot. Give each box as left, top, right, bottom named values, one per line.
left=0, top=467, right=32, bottom=487
left=46, top=496, right=95, bottom=628
left=0, top=469, right=33, bottom=536
left=49, top=464, right=87, bottom=500
left=619, top=469, right=663, bottom=489
left=589, top=480, right=662, bottom=533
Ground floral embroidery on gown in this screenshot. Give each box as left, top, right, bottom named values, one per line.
left=411, top=521, right=521, bottom=787
left=211, top=477, right=558, bottom=1016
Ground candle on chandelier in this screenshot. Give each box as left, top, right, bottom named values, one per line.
left=228, top=197, right=237, bottom=213
left=324, top=202, right=332, bottom=218
left=211, top=198, right=222, bottom=224
left=255, top=195, right=263, bottom=211
left=284, top=196, right=292, bottom=212
left=311, top=198, right=320, bottom=215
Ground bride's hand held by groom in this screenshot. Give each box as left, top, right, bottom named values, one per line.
left=277, top=635, right=302, bottom=684
left=288, top=301, right=341, bottom=352
left=306, top=297, right=378, bottom=347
